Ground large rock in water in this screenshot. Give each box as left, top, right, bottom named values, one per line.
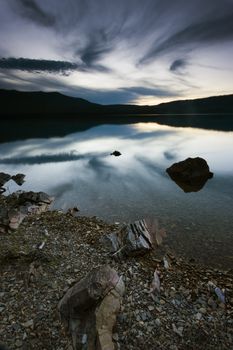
left=166, top=157, right=213, bottom=192
left=58, top=266, right=124, bottom=350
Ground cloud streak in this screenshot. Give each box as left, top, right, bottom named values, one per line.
left=14, top=0, right=56, bottom=27
left=0, top=0, right=232, bottom=103
left=0, top=57, right=79, bottom=74
left=0, top=57, right=109, bottom=74
left=140, top=11, right=233, bottom=63
left=170, top=59, right=187, bottom=73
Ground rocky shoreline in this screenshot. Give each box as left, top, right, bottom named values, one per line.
left=0, top=189, right=233, bottom=349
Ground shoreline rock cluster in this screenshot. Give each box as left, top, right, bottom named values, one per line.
left=0, top=194, right=232, bottom=349
left=0, top=191, right=53, bottom=234
left=0, top=163, right=232, bottom=350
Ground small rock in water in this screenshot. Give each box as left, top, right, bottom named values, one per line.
left=110, top=151, right=121, bottom=157
left=11, top=173, right=25, bottom=186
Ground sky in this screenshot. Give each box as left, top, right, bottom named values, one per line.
left=0, top=0, right=232, bottom=105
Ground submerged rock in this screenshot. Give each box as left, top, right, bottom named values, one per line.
left=166, top=157, right=213, bottom=192
left=58, top=265, right=124, bottom=350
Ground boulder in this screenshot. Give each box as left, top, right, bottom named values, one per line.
left=0, top=191, right=54, bottom=233
left=166, top=157, right=213, bottom=192
left=103, top=218, right=166, bottom=258
left=0, top=172, right=25, bottom=193
left=17, top=191, right=53, bottom=205
left=58, top=265, right=124, bottom=350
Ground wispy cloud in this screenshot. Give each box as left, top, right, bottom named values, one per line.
left=140, top=12, right=233, bottom=64
left=0, top=57, right=110, bottom=74
left=0, top=0, right=232, bottom=103
left=170, top=59, right=187, bottom=73
left=14, top=0, right=56, bottom=27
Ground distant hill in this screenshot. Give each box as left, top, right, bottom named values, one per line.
left=153, top=94, right=233, bottom=114
left=0, top=89, right=101, bottom=115
left=0, top=89, right=233, bottom=116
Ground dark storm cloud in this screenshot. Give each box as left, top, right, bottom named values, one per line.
left=15, top=0, right=56, bottom=27
left=0, top=57, right=78, bottom=73
left=170, top=59, right=187, bottom=72
left=0, top=57, right=109, bottom=74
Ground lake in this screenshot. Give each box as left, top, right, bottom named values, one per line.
left=1, top=116, right=233, bottom=268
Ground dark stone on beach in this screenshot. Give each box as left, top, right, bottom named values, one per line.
left=166, top=157, right=213, bottom=192
left=0, top=190, right=54, bottom=233
left=17, top=191, right=53, bottom=205
left=67, top=206, right=79, bottom=217
left=110, top=151, right=121, bottom=156
left=58, top=265, right=124, bottom=350
left=103, top=218, right=166, bottom=258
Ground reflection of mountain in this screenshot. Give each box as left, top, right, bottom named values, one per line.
left=1, top=89, right=233, bottom=142
left=0, top=152, right=86, bottom=165
left=2, top=114, right=233, bottom=143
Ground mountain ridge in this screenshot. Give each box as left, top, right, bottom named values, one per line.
left=0, top=89, right=233, bottom=115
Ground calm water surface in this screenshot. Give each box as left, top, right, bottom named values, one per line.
left=1, top=118, right=233, bottom=267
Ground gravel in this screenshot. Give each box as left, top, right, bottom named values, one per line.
left=0, top=207, right=232, bottom=350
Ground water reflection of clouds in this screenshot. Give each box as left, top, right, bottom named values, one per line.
left=0, top=122, right=233, bottom=202
left=0, top=152, right=86, bottom=164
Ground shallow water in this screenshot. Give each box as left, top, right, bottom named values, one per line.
left=1, top=117, right=233, bottom=267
